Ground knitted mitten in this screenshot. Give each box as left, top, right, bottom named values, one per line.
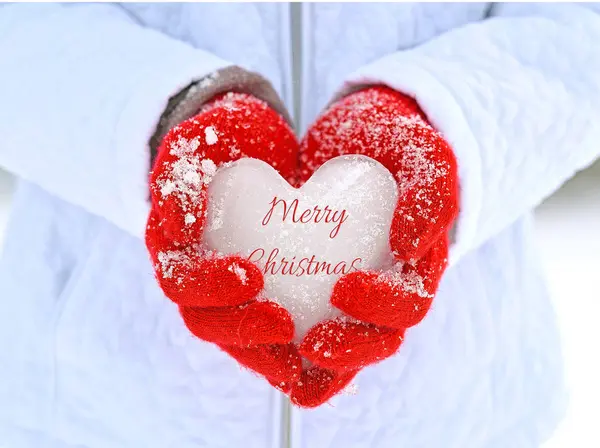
left=146, top=92, right=303, bottom=387
left=291, top=86, right=459, bottom=406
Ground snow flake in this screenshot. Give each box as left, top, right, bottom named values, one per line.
left=378, top=262, right=433, bottom=299
left=184, top=213, right=196, bottom=225
left=205, top=126, right=218, bottom=145
left=157, top=250, right=188, bottom=279
left=228, top=262, right=248, bottom=285
left=201, top=159, right=217, bottom=178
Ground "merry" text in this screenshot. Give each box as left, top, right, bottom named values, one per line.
left=262, top=196, right=348, bottom=239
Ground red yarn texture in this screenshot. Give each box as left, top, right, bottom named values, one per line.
left=146, top=87, right=459, bottom=408
left=299, top=87, right=459, bottom=260
left=146, top=93, right=302, bottom=390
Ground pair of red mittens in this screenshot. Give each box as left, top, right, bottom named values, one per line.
left=146, top=86, right=458, bottom=407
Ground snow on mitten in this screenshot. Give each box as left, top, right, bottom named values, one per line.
left=298, top=86, right=458, bottom=259
left=146, top=92, right=303, bottom=387
left=292, top=86, right=459, bottom=404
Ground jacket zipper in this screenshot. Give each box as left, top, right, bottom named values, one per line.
left=279, top=3, right=304, bottom=448
left=290, top=2, right=303, bottom=133
left=273, top=2, right=303, bottom=448
left=281, top=395, right=292, bottom=448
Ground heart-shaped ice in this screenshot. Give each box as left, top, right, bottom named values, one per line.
left=203, top=155, right=399, bottom=341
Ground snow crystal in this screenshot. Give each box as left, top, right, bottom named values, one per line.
left=184, top=213, right=196, bottom=225
left=396, top=141, right=449, bottom=197
left=157, top=250, right=188, bottom=279
left=201, top=159, right=217, bottom=177
left=228, top=262, right=248, bottom=285
left=155, top=134, right=220, bottom=232
left=169, top=136, right=201, bottom=157
left=378, top=262, right=433, bottom=299
left=183, top=170, right=201, bottom=185
left=205, top=126, right=218, bottom=145
left=160, top=180, right=176, bottom=197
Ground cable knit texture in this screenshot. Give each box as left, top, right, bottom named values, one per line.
left=146, top=88, right=458, bottom=407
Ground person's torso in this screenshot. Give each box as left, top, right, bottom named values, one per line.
left=0, top=3, right=566, bottom=448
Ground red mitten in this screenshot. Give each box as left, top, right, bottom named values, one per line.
left=292, top=86, right=459, bottom=404
left=298, top=86, right=458, bottom=259
left=146, top=92, right=303, bottom=388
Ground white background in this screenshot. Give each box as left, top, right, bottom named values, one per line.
left=0, top=161, right=598, bottom=447
left=535, top=160, right=600, bottom=447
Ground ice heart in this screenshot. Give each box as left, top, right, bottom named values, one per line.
left=203, top=155, right=399, bottom=341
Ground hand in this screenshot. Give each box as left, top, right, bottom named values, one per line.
left=293, top=86, right=459, bottom=400
left=146, top=92, right=303, bottom=388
